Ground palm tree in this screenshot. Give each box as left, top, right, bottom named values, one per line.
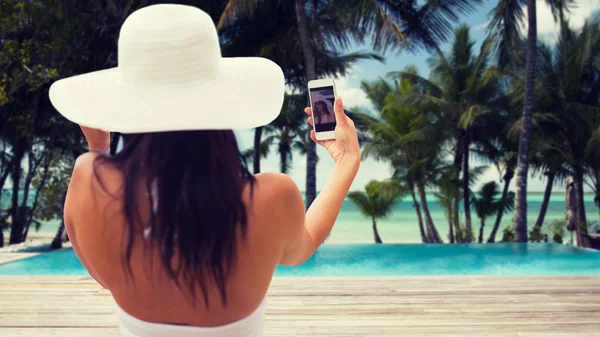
left=508, top=19, right=600, bottom=245
left=223, top=0, right=485, bottom=208
left=473, top=181, right=515, bottom=243
left=262, top=94, right=307, bottom=174
left=486, top=0, right=576, bottom=243
left=392, top=25, right=504, bottom=242
left=530, top=146, right=570, bottom=235
left=435, top=169, right=460, bottom=243
left=487, top=152, right=518, bottom=243
left=357, top=76, right=446, bottom=243
left=218, top=0, right=382, bottom=175
left=347, top=180, right=404, bottom=243
left=512, top=0, right=538, bottom=243
left=357, top=78, right=426, bottom=243
left=435, top=164, right=489, bottom=243
left=552, top=19, right=600, bottom=242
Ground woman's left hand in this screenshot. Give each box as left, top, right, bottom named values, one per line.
left=80, top=125, right=110, bottom=152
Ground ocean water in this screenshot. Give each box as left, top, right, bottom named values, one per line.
left=1, top=243, right=599, bottom=276
left=1, top=191, right=598, bottom=243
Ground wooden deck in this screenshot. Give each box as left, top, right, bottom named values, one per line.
left=1, top=276, right=599, bottom=336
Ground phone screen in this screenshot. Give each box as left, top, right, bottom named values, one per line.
left=310, top=86, right=336, bottom=132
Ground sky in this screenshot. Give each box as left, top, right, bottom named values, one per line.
left=235, top=0, right=600, bottom=193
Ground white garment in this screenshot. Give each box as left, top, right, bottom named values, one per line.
left=116, top=299, right=266, bottom=337
left=319, top=113, right=335, bottom=124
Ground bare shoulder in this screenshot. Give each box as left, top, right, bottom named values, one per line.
left=66, top=152, right=122, bottom=224
left=70, top=152, right=100, bottom=181
left=248, top=172, right=305, bottom=236
left=252, top=172, right=302, bottom=205
left=71, top=152, right=121, bottom=195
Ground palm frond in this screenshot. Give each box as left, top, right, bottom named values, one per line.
left=387, top=71, right=443, bottom=97
left=485, top=0, right=526, bottom=68
left=347, top=191, right=372, bottom=216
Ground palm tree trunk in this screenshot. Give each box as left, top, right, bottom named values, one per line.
left=453, top=137, right=462, bottom=242
left=453, top=198, right=461, bottom=243
left=8, top=141, right=25, bottom=245
left=22, top=151, right=52, bottom=241
left=50, top=219, right=66, bottom=250
left=595, top=170, right=600, bottom=221
left=533, top=172, right=555, bottom=232
left=50, top=192, right=69, bottom=250
left=253, top=127, right=263, bottom=174
left=416, top=182, right=442, bottom=243
left=488, top=167, right=515, bottom=243
left=372, top=216, right=383, bottom=244
left=462, top=132, right=472, bottom=242
left=574, top=169, right=588, bottom=239
left=280, top=150, right=287, bottom=174
left=478, top=219, right=485, bottom=244
left=410, top=187, right=428, bottom=243
left=513, top=0, right=537, bottom=243
left=0, top=159, right=11, bottom=192
left=295, top=0, right=317, bottom=210
left=448, top=208, right=455, bottom=244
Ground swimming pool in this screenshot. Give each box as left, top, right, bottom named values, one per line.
left=0, top=243, right=599, bottom=276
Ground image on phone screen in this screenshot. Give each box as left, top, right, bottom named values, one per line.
left=310, top=86, right=336, bottom=132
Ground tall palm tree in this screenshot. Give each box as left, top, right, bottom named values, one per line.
left=357, top=78, right=426, bottom=243
left=553, top=19, right=600, bottom=241
left=473, top=181, right=515, bottom=243
left=262, top=94, right=307, bottom=174
left=357, top=76, right=446, bottom=243
left=512, top=0, right=538, bottom=243
left=486, top=0, right=576, bottom=243
left=392, top=25, right=504, bottom=242
left=348, top=180, right=404, bottom=243
left=508, top=19, right=600, bottom=244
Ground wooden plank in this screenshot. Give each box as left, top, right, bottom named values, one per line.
left=0, top=277, right=599, bottom=336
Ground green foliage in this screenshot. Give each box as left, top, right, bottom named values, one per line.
left=1, top=0, right=598, bottom=247
left=454, top=224, right=475, bottom=243
left=529, top=226, right=545, bottom=243
left=262, top=94, right=307, bottom=174
left=33, top=154, right=70, bottom=222
left=588, top=221, right=600, bottom=234
left=347, top=180, right=404, bottom=219
left=549, top=219, right=567, bottom=244
left=501, top=225, right=515, bottom=243
left=473, top=182, right=501, bottom=222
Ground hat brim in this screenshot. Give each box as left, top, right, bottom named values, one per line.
left=49, top=57, right=285, bottom=133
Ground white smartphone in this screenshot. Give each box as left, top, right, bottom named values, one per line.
left=308, top=79, right=337, bottom=140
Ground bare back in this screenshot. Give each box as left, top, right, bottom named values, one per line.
left=64, top=152, right=302, bottom=326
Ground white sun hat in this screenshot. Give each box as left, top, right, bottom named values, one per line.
left=49, top=4, right=285, bottom=133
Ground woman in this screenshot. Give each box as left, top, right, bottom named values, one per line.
left=314, top=100, right=336, bottom=124
left=49, top=4, right=360, bottom=337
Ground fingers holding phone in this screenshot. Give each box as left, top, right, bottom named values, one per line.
left=307, top=79, right=337, bottom=141
left=304, top=95, right=359, bottom=163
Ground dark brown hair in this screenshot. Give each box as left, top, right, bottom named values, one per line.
left=314, top=100, right=331, bottom=115
left=93, top=130, right=254, bottom=309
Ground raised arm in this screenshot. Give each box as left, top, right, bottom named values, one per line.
left=279, top=97, right=360, bottom=266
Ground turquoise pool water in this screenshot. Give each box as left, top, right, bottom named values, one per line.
left=1, top=244, right=599, bottom=276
